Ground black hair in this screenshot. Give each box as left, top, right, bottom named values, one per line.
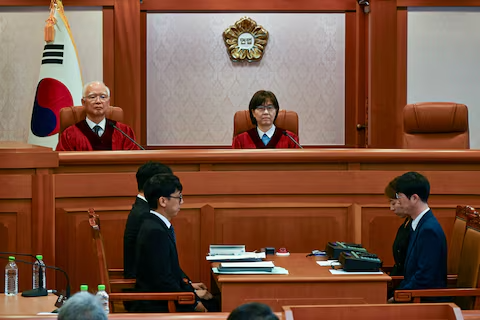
left=227, top=302, right=279, bottom=320
left=395, top=171, right=430, bottom=203
left=136, top=161, right=173, bottom=192
left=248, top=90, right=280, bottom=126
left=144, top=174, right=183, bottom=210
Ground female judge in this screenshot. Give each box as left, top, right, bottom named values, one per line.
left=385, top=177, right=411, bottom=276
left=232, top=90, right=300, bottom=149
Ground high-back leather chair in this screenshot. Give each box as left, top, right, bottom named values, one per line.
left=403, top=102, right=469, bottom=149
left=233, top=109, right=299, bottom=137
left=59, top=106, right=124, bottom=133
left=448, top=205, right=477, bottom=275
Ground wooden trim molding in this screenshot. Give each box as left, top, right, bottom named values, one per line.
left=0, top=0, right=114, bottom=5
left=140, top=0, right=356, bottom=12
left=396, top=9, right=407, bottom=147
left=113, top=0, right=141, bottom=136
left=103, top=7, right=115, bottom=105
left=398, top=0, right=480, bottom=6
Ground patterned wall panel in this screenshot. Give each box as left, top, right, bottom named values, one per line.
left=0, top=7, right=103, bottom=143
left=147, top=13, right=345, bottom=146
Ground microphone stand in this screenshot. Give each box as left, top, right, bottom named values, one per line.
left=282, top=131, right=303, bottom=149
left=0, top=252, right=47, bottom=297
left=108, top=121, right=146, bottom=150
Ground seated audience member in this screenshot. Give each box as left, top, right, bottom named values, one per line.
left=58, top=291, right=107, bottom=320
left=385, top=177, right=411, bottom=277
left=391, top=171, right=447, bottom=302
left=131, top=174, right=214, bottom=312
left=232, top=90, right=300, bottom=149
left=227, top=302, right=279, bottom=320
left=56, top=80, right=140, bottom=151
left=124, top=161, right=173, bottom=279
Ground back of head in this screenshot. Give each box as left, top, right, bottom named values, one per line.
left=144, top=174, right=183, bottom=210
left=136, top=161, right=173, bottom=191
left=58, top=292, right=107, bottom=320
left=227, top=302, right=279, bottom=320
left=395, top=171, right=430, bottom=203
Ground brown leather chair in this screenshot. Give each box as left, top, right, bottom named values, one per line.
left=233, top=109, right=299, bottom=137
left=59, top=106, right=124, bottom=133
left=403, top=102, right=469, bottom=149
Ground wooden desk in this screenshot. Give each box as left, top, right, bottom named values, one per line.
left=0, top=294, right=57, bottom=315
left=212, top=253, right=391, bottom=312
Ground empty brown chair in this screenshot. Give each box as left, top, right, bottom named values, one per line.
left=233, top=109, right=299, bottom=137
left=402, top=102, right=469, bottom=149
left=60, top=106, right=124, bottom=134
left=88, top=208, right=195, bottom=313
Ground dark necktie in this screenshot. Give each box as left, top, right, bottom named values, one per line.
left=93, top=125, right=101, bottom=136
left=170, top=225, right=176, bottom=244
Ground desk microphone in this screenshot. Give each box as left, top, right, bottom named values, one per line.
left=0, top=252, right=46, bottom=297
left=282, top=131, right=303, bottom=149
left=0, top=255, right=71, bottom=301
left=108, top=121, right=145, bottom=150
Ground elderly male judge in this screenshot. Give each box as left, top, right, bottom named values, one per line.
left=56, top=81, right=140, bottom=151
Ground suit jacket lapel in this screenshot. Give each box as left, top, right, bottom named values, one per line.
left=148, top=214, right=177, bottom=248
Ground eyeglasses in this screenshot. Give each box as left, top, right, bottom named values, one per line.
left=84, top=94, right=109, bottom=102
left=255, top=105, right=276, bottom=112
left=395, top=193, right=405, bottom=199
left=169, top=194, right=183, bottom=201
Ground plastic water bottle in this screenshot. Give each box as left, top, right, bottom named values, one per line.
left=32, top=254, right=46, bottom=290
left=4, top=256, right=18, bottom=296
left=96, top=284, right=109, bottom=314
left=80, top=284, right=88, bottom=292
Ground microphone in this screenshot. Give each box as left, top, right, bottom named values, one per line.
left=0, top=252, right=46, bottom=297
left=108, top=121, right=145, bottom=150
left=282, top=131, right=303, bottom=149
left=0, top=255, right=71, bottom=300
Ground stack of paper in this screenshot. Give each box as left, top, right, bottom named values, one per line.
left=206, top=252, right=266, bottom=262
left=209, top=245, right=245, bottom=256
left=212, top=261, right=289, bottom=275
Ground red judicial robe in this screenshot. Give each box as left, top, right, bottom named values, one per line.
left=56, top=119, right=140, bottom=151
left=232, top=127, right=300, bottom=149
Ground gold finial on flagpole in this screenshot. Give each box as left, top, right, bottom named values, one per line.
left=45, top=0, right=57, bottom=42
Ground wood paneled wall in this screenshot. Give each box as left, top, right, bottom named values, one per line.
left=51, top=148, right=480, bottom=291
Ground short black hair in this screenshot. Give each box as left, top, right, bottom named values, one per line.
left=136, top=161, right=173, bottom=192
left=248, top=90, right=280, bottom=126
left=144, top=174, right=183, bottom=210
left=227, top=302, right=279, bottom=320
left=384, top=176, right=399, bottom=199
left=395, top=171, right=430, bottom=203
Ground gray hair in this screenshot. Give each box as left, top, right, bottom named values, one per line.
left=82, top=81, right=110, bottom=98
left=58, top=292, right=107, bottom=320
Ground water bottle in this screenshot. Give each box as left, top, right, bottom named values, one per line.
left=4, top=256, right=18, bottom=296
left=96, top=284, right=109, bottom=314
left=32, top=254, right=46, bottom=290
left=80, top=284, right=88, bottom=292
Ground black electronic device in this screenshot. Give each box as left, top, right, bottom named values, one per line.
left=339, top=251, right=383, bottom=272
left=325, top=242, right=367, bottom=259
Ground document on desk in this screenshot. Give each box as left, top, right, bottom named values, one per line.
left=329, top=269, right=384, bottom=275
left=317, top=260, right=341, bottom=267
left=206, top=252, right=266, bottom=262
left=212, top=267, right=289, bottom=275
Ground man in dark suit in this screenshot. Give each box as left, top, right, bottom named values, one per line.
left=123, top=161, right=173, bottom=279
left=392, top=171, right=447, bottom=301
left=131, top=174, right=213, bottom=312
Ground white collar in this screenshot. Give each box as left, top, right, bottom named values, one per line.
left=411, top=207, right=430, bottom=231
left=86, top=117, right=106, bottom=131
left=149, top=209, right=171, bottom=229
left=257, top=124, right=276, bottom=139
left=137, top=194, right=147, bottom=202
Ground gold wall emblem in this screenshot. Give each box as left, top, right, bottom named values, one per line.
left=223, top=17, right=269, bottom=62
